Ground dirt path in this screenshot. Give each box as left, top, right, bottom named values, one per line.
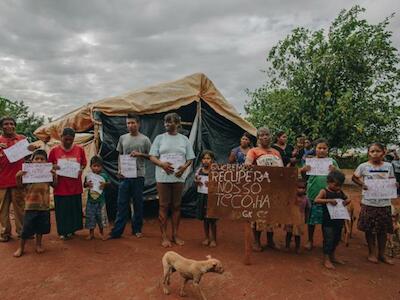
left=0, top=186, right=399, bottom=299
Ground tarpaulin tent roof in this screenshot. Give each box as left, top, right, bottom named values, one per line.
left=34, top=73, right=255, bottom=140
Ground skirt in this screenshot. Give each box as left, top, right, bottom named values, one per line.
left=54, top=194, right=83, bottom=236
left=308, top=204, right=323, bottom=225
left=357, top=205, right=393, bottom=234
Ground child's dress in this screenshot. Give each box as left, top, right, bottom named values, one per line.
left=85, top=172, right=109, bottom=229
left=195, top=168, right=215, bottom=221
left=285, top=194, right=311, bottom=235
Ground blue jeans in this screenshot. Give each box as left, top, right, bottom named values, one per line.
left=111, top=177, right=144, bottom=238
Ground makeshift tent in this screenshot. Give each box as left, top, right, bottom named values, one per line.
left=34, top=73, right=256, bottom=216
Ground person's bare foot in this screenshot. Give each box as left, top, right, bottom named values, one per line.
left=324, top=259, right=335, bottom=270
left=367, top=255, right=379, bottom=264
left=304, top=241, right=313, bottom=250
left=379, top=256, right=394, bottom=265
left=173, top=236, right=185, bottom=246
left=331, top=257, right=345, bottom=265
left=13, top=248, right=23, bottom=257
left=202, top=239, right=209, bottom=246
left=209, top=240, right=217, bottom=248
left=252, top=242, right=262, bottom=252
left=36, top=246, right=45, bottom=254
left=161, top=238, right=172, bottom=248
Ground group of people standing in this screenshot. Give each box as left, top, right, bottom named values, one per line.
left=0, top=114, right=399, bottom=269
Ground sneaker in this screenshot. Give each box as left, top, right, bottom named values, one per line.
left=135, top=232, right=143, bottom=238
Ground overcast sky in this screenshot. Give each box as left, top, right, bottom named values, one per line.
left=0, top=0, right=399, bottom=118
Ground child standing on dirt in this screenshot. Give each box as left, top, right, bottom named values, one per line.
left=14, top=150, right=56, bottom=257
left=352, top=142, right=397, bottom=265
left=195, top=150, right=218, bottom=247
left=315, top=170, right=350, bottom=269
left=84, top=156, right=110, bottom=240
left=284, top=179, right=310, bottom=253
left=300, top=138, right=339, bottom=250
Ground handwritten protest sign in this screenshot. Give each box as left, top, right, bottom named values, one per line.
left=119, top=155, right=137, bottom=178
left=197, top=175, right=208, bottom=194
left=305, top=158, right=333, bottom=176
left=4, top=139, right=32, bottom=163
left=87, top=172, right=105, bottom=194
left=56, top=159, right=81, bottom=178
left=327, top=199, right=350, bottom=220
left=22, top=163, right=53, bottom=184
left=160, top=153, right=185, bottom=172
left=364, top=178, right=398, bottom=200
left=207, top=164, right=300, bottom=223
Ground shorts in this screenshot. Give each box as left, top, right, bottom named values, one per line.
left=21, top=210, right=51, bottom=239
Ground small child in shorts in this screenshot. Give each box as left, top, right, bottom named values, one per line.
left=14, top=149, right=56, bottom=257
left=84, top=156, right=110, bottom=240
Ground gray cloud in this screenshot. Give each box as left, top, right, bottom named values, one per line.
left=0, top=0, right=399, bottom=118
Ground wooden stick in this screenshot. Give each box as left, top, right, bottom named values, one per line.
left=244, top=221, right=252, bottom=265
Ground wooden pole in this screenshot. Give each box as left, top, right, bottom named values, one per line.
left=244, top=221, right=252, bottom=265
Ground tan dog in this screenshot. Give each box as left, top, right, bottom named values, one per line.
left=162, top=251, right=224, bottom=299
left=343, top=201, right=356, bottom=246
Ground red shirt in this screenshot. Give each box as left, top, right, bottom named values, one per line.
left=0, top=134, right=26, bottom=188
left=48, top=145, right=87, bottom=196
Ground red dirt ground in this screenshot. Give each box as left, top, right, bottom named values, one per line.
left=1, top=186, right=399, bottom=300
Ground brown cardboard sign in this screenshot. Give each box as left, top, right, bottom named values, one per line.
left=207, top=164, right=301, bottom=224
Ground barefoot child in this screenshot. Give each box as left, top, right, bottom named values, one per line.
left=352, top=142, right=397, bottom=265
left=84, top=156, right=110, bottom=240
left=14, top=150, right=56, bottom=257
left=315, top=170, right=350, bottom=269
left=300, top=138, right=339, bottom=250
left=284, top=179, right=310, bottom=253
left=195, top=150, right=218, bottom=247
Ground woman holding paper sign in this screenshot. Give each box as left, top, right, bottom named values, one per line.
left=48, top=128, right=87, bottom=240
left=149, top=113, right=195, bottom=248
left=352, top=142, right=397, bottom=265
left=299, top=138, right=339, bottom=250
left=245, top=127, right=283, bottom=252
left=0, top=116, right=38, bottom=242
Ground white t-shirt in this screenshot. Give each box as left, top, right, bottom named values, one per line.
left=354, top=161, right=395, bottom=207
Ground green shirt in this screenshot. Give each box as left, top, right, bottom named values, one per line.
left=306, top=159, right=339, bottom=202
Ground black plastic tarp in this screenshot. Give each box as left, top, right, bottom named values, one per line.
left=97, top=100, right=251, bottom=218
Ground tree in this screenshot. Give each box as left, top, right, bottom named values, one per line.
left=245, top=6, right=400, bottom=149
left=0, top=97, right=47, bottom=142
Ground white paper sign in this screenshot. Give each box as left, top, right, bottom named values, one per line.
left=327, top=199, right=350, bottom=220
left=306, top=158, right=333, bottom=176
left=56, top=159, right=81, bottom=179
left=160, top=153, right=186, bottom=172
left=87, top=172, right=105, bottom=194
left=3, top=139, right=32, bottom=163
left=363, top=178, right=398, bottom=200
left=22, top=163, right=53, bottom=184
left=120, top=155, right=137, bottom=178
left=197, top=175, right=208, bottom=194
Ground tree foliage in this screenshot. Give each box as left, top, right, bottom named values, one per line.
left=245, top=6, right=400, bottom=149
left=0, top=97, right=48, bottom=142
